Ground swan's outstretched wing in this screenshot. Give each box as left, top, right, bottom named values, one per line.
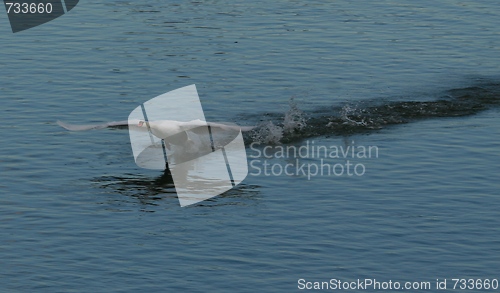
left=208, top=122, right=255, bottom=132
left=176, top=119, right=255, bottom=134
left=57, top=120, right=143, bottom=131
left=57, top=119, right=255, bottom=134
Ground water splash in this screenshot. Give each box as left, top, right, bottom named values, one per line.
left=247, top=82, right=500, bottom=144
left=251, top=121, right=283, bottom=145
left=283, top=97, right=307, bottom=134
left=338, top=103, right=372, bottom=127
left=250, top=98, right=308, bottom=144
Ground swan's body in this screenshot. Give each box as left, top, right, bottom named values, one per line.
left=140, top=119, right=254, bottom=139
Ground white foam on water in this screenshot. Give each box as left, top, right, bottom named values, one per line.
left=251, top=98, right=308, bottom=144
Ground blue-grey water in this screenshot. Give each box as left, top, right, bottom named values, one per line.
left=1, top=1, right=500, bottom=292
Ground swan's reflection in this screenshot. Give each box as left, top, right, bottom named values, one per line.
left=93, top=170, right=261, bottom=210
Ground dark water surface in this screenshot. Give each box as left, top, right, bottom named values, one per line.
left=1, top=1, right=500, bottom=292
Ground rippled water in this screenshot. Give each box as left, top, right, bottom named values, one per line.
left=1, top=1, right=500, bottom=292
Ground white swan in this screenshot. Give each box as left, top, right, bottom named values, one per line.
left=57, top=119, right=255, bottom=148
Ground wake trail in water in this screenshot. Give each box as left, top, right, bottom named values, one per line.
left=247, top=82, right=500, bottom=144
